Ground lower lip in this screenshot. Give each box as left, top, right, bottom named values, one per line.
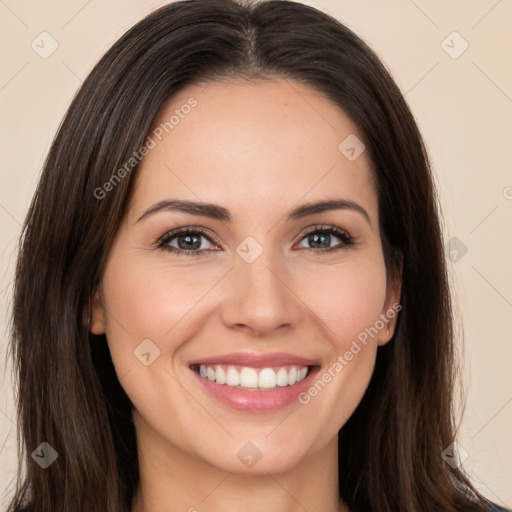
left=191, top=366, right=320, bottom=412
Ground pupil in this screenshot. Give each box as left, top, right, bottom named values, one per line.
left=178, top=234, right=200, bottom=250
left=309, top=233, right=329, bottom=249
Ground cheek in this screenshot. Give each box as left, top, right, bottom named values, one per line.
left=293, top=262, right=387, bottom=437
left=101, top=255, right=214, bottom=355
left=104, top=258, right=211, bottom=339
left=99, top=256, right=209, bottom=418
left=297, top=256, right=388, bottom=346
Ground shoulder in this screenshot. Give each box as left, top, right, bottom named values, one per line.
left=486, top=501, right=512, bottom=512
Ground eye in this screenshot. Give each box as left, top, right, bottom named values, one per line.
left=156, top=227, right=220, bottom=256
left=295, top=225, right=355, bottom=254
left=155, top=224, right=355, bottom=257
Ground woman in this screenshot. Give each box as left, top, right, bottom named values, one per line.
left=6, top=0, right=510, bottom=511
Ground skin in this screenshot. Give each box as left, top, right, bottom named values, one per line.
left=91, top=78, right=402, bottom=512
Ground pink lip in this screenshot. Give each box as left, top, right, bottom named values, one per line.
left=188, top=352, right=321, bottom=412
left=188, top=351, right=320, bottom=368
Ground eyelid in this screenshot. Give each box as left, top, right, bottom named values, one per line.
left=155, top=226, right=223, bottom=249
left=295, top=223, right=351, bottom=241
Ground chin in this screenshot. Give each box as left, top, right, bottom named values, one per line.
left=196, top=436, right=312, bottom=476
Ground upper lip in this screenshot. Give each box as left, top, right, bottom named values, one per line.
left=188, top=352, right=320, bottom=368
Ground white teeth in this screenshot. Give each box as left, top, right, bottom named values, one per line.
left=288, top=366, right=297, bottom=385
left=196, top=364, right=310, bottom=389
left=226, top=367, right=240, bottom=386
left=240, top=367, right=258, bottom=388
left=276, top=367, right=289, bottom=386
left=215, top=366, right=226, bottom=384
left=258, top=368, right=277, bottom=388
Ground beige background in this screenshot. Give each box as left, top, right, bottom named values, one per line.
left=0, top=0, right=511, bottom=508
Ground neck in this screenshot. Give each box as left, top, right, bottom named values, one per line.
left=131, top=412, right=348, bottom=512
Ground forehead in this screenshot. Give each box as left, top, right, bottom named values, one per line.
left=129, top=78, right=377, bottom=224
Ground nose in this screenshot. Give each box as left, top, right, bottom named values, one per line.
left=219, top=251, right=302, bottom=337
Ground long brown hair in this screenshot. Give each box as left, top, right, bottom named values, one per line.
left=7, top=0, right=497, bottom=511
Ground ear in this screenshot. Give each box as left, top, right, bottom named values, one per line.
left=378, top=251, right=403, bottom=346
left=89, top=286, right=106, bottom=335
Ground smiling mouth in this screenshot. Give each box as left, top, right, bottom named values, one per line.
left=190, top=363, right=312, bottom=391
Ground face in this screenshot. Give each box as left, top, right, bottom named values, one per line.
left=91, top=78, right=401, bottom=475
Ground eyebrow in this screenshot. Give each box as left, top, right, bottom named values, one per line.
left=136, top=198, right=372, bottom=227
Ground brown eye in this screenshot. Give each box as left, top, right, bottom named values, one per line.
left=157, top=227, right=220, bottom=256
left=295, top=226, right=355, bottom=254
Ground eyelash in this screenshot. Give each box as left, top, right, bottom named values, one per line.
left=154, top=224, right=356, bottom=257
